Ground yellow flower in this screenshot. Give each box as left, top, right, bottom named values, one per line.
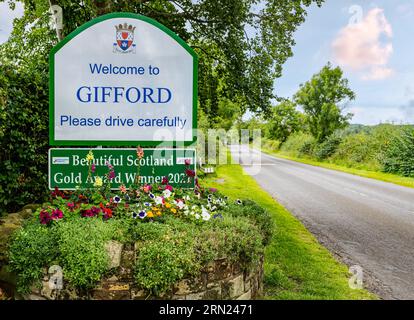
left=94, top=177, right=103, bottom=187
left=147, top=211, right=154, bottom=218
left=165, top=203, right=171, bottom=209
left=86, top=150, right=94, bottom=162
left=171, top=208, right=177, bottom=214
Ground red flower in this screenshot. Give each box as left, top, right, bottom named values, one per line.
left=185, top=169, right=195, bottom=177
left=161, top=176, right=169, bottom=185
left=51, top=208, right=63, bottom=220
left=39, top=210, right=52, bottom=225
left=51, top=186, right=68, bottom=199
left=165, top=185, right=173, bottom=192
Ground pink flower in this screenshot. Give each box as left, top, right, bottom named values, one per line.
left=162, top=176, right=169, bottom=185
left=119, top=184, right=127, bottom=193
left=143, top=184, right=152, bottom=193
left=108, top=170, right=115, bottom=180
left=91, top=163, right=96, bottom=173
left=51, top=208, right=63, bottom=220
left=165, top=185, right=173, bottom=192
left=136, top=146, right=144, bottom=159
left=184, top=159, right=191, bottom=166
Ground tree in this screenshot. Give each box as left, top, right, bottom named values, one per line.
left=2, top=0, right=324, bottom=118
left=294, top=63, right=355, bottom=143
left=0, top=0, right=324, bottom=213
left=266, top=100, right=302, bottom=143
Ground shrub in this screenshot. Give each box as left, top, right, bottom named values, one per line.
left=314, top=133, right=342, bottom=160
left=8, top=196, right=272, bottom=295
left=281, top=132, right=315, bottom=157
left=382, top=128, right=414, bottom=177
left=56, top=218, right=122, bottom=289
left=8, top=221, right=59, bottom=293
left=0, top=61, right=49, bottom=215
left=223, top=200, right=273, bottom=245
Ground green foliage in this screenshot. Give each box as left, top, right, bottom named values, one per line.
left=0, top=60, right=50, bottom=214
left=281, top=132, right=316, bottom=157
left=223, top=200, right=273, bottom=245
left=8, top=199, right=271, bottom=294
left=8, top=221, right=58, bottom=292
left=382, top=128, right=414, bottom=177
left=56, top=218, right=120, bottom=289
left=0, top=1, right=324, bottom=213
left=294, top=63, right=355, bottom=142
left=266, top=100, right=302, bottom=143
left=314, top=133, right=342, bottom=160
left=134, top=228, right=198, bottom=294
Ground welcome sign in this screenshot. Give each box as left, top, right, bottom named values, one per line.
left=50, top=13, right=198, bottom=146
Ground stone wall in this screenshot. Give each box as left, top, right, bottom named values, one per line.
left=28, top=242, right=264, bottom=300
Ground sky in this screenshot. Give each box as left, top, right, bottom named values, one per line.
left=275, top=0, right=414, bottom=125
left=0, top=1, right=413, bottom=125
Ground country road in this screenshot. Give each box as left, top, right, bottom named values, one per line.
left=230, top=145, right=414, bottom=300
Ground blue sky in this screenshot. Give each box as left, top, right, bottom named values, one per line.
left=275, top=0, right=414, bottom=125
left=1, top=1, right=413, bottom=125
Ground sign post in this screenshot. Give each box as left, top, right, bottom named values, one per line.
left=48, top=13, right=198, bottom=190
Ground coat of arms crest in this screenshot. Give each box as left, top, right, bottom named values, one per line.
left=113, top=23, right=136, bottom=53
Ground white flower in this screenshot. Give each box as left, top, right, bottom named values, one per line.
left=175, top=200, right=185, bottom=210
left=155, top=196, right=164, bottom=205
left=195, top=213, right=200, bottom=219
left=184, top=195, right=191, bottom=201
left=163, top=189, right=172, bottom=198
left=201, top=206, right=211, bottom=221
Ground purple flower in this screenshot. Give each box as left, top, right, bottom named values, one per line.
left=108, top=170, right=115, bottom=180
left=39, top=210, right=52, bottom=225
left=209, top=188, right=217, bottom=193
left=51, top=208, right=63, bottom=220
left=185, top=169, right=195, bottom=177
left=138, top=210, right=147, bottom=219
left=91, top=163, right=96, bottom=173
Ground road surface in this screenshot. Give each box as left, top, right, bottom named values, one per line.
left=230, top=145, right=414, bottom=300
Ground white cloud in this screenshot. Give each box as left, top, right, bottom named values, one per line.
left=348, top=105, right=414, bottom=125
left=0, top=2, right=24, bottom=44
left=332, top=8, right=394, bottom=81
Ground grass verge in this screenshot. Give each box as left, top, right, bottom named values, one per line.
left=202, top=162, right=377, bottom=300
left=260, top=146, right=414, bottom=189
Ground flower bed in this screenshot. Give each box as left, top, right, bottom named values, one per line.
left=5, top=149, right=272, bottom=299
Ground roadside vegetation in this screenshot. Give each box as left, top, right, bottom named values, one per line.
left=202, top=160, right=376, bottom=300
left=241, top=63, right=414, bottom=187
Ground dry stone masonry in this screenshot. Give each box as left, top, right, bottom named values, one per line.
left=27, top=242, right=264, bottom=300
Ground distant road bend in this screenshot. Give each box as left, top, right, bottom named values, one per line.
left=230, top=145, right=414, bottom=300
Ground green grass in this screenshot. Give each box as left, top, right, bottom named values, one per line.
left=202, top=162, right=377, bottom=300
left=261, top=146, right=414, bottom=189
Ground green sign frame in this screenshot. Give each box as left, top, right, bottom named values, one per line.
left=48, top=148, right=196, bottom=190
left=49, top=12, right=198, bottom=146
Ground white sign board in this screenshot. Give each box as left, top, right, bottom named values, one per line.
left=50, top=13, right=198, bottom=146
